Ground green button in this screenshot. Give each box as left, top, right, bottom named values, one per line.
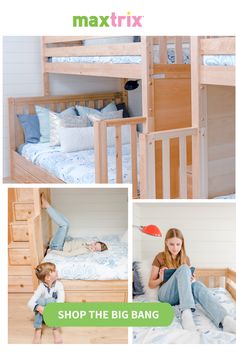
left=43, top=302, right=174, bottom=327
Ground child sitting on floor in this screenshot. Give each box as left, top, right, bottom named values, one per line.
left=41, top=193, right=108, bottom=257
left=27, top=262, right=64, bottom=344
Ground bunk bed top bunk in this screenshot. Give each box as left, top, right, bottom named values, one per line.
left=42, top=36, right=191, bottom=80
left=192, top=36, right=235, bottom=86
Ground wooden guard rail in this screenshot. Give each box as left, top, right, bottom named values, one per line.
left=94, top=116, right=146, bottom=198
left=140, top=126, right=198, bottom=199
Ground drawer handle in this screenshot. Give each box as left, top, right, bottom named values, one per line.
left=82, top=299, right=86, bottom=303
left=23, top=256, right=27, bottom=260
left=28, top=211, right=32, bottom=215
left=26, top=232, right=29, bottom=236
left=20, top=284, right=24, bottom=288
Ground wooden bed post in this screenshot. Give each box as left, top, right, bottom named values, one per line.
left=94, top=119, right=108, bottom=183
left=191, top=36, right=208, bottom=198
left=141, top=36, right=154, bottom=133
left=41, top=37, right=50, bottom=95
left=139, top=133, right=156, bottom=199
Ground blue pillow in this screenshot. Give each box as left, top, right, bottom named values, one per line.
left=17, top=114, right=40, bottom=144
left=133, top=261, right=145, bottom=296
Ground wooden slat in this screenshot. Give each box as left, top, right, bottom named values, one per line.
left=226, top=283, right=236, bottom=300
left=139, top=133, right=156, bottom=199
left=160, top=37, right=167, bottom=64
left=106, top=116, right=146, bottom=127
left=162, top=138, right=170, bottom=198
left=200, top=66, right=235, bottom=86
left=94, top=120, right=108, bottom=183
left=43, top=36, right=126, bottom=44
left=175, top=37, right=182, bottom=64
left=200, top=37, right=235, bottom=55
left=45, top=42, right=142, bottom=57
left=45, top=62, right=142, bottom=79
left=227, top=268, right=236, bottom=283
left=148, top=127, right=198, bottom=142
left=115, top=126, right=122, bottom=183
left=130, top=125, right=138, bottom=198
left=179, top=136, right=187, bottom=198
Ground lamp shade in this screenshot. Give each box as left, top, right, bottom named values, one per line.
left=133, top=224, right=162, bottom=237
left=124, top=80, right=139, bottom=91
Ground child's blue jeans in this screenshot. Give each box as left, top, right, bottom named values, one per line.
left=158, top=264, right=227, bottom=327
left=34, top=297, right=56, bottom=329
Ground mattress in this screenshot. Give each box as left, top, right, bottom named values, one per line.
left=49, top=44, right=191, bottom=65
left=43, top=236, right=128, bottom=280
left=133, top=288, right=236, bottom=344
left=203, top=55, right=236, bottom=66
left=18, top=142, right=137, bottom=184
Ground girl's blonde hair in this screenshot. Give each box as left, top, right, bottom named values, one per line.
left=164, top=228, right=188, bottom=268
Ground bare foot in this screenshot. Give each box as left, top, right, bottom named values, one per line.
left=41, top=193, right=50, bottom=209
left=53, top=328, right=63, bottom=344
left=32, top=328, right=42, bottom=344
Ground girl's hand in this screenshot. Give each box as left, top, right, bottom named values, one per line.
left=159, top=267, right=168, bottom=282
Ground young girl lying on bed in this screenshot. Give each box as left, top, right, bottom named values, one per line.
left=28, top=262, right=64, bottom=344
left=149, top=228, right=236, bottom=333
left=41, top=193, right=108, bottom=256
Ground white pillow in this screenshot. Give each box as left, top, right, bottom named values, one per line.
left=60, top=126, right=94, bottom=152
left=136, top=259, right=159, bottom=301
left=49, top=112, right=89, bottom=146
left=60, top=124, right=133, bottom=153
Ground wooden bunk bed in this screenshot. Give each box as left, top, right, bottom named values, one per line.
left=190, top=36, right=235, bottom=199
left=140, top=36, right=235, bottom=199
left=8, top=36, right=193, bottom=198
left=8, top=188, right=128, bottom=302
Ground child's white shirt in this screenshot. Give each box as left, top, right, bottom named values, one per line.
left=28, top=280, right=64, bottom=311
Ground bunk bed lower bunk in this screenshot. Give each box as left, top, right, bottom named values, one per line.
left=133, top=266, right=236, bottom=344
left=28, top=214, right=128, bottom=303
left=8, top=92, right=144, bottom=198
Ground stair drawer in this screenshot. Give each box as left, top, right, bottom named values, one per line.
left=9, top=248, right=31, bottom=265
left=13, top=202, right=34, bottom=221
left=10, top=223, right=29, bottom=242
left=8, top=275, right=33, bottom=293
left=16, top=189, right=34, bottom=202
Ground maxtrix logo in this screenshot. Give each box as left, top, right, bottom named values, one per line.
left=73, top=12, right=143, bottom=27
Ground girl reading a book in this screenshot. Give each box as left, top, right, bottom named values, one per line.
left=148, top=228, right=236, bottom=333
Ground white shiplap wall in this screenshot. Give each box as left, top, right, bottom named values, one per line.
left=3, top=36, right=125, bottom=177
left=50, top=187, right=128, bottom=238
left=133, top=202, right=236, bottom=270
left=3, top=36, right=42, bottom=177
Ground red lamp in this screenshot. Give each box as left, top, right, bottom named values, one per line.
left=133, top=224, right=162, bottom=237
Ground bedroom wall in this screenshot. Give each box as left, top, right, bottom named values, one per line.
left=3, top=36, right=142, bottom=178
left=133, top=202, right=236, bottom=270
left=50, top=187, right=128, bottom=238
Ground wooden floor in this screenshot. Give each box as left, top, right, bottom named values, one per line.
left=8, top=294, right=128, bottom=344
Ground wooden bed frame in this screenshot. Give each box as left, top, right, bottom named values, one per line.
left=7, top=36, right=235, bottom=199
left=190, top=36, right=235, bottom=199
left=141, top=36, right=235, bottom=199
left=196, top=268, right=236, bottom=300
left=8, top=92, right=145, bottom=198
left=133, top=267, right=236, bottom=301
left=28, top=207, right=128, bottom=303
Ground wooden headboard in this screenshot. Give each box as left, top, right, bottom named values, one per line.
left=8, top=91, right=125, bottom=150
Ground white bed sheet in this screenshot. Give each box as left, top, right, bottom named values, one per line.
left=133, top=288, right=236, bottom=344
left=43, top=237, right=128, bottom=280
left=19, top=142, right=138, bottom=184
